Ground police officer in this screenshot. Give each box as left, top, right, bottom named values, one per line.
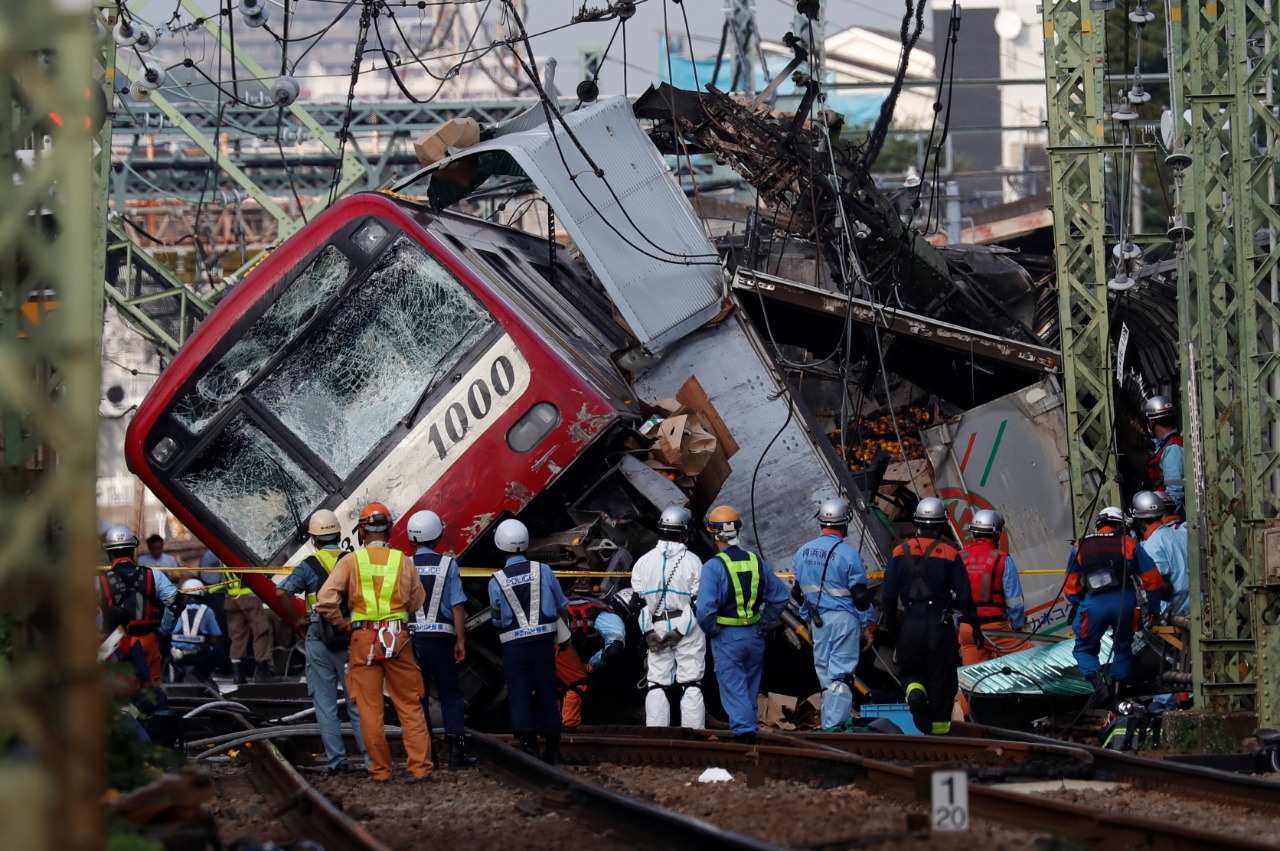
left=316, top=502, right=434, bottom=782
left=1131, top=491, right=1190, bottom=712
left=405, top=509, right=476, bottom=769
left=632, top=506, right=706, bottom=729
left=958, top=510, right=1026, bottom=664
left=276, top=509, right=367, bottom=776
left=792, top=498, right=874, bottom=731
left=695, top=505, right=789, bottom=745
left=97, top=525, right=180, bottom=681
left=487, top=518, right=569, bottom=764
left=1143, top=395, right=1185, bottom=517
left=171, top=579, right=224, bottom=681
left=1065, top=506, right=1166, bottom=709
left=878, top=497, right=975, bottom=736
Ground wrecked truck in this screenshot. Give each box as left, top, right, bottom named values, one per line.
left=124, top=95, right=888, bottom=720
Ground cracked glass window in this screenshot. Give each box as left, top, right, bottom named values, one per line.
left=172, top=246, right=352, bottom=433
left=253, top=235, right=494, bottom=477
left=175, top=413, right=322, bottom=560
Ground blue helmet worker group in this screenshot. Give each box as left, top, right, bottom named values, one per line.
left=790, top=498, right=875, bottom=731
left=695, top=504, right=790, bottom=744
left=1065, top=505, right=1166, bottom=710
left=1131, top=490, right=1191, bottom=712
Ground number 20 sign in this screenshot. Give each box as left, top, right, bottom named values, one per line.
left=931, top=770, right=970, bottom=832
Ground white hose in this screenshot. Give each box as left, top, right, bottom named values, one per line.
left=183, top=701, right=251, bottom=718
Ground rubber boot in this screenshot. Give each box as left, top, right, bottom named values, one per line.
left=232, top=662, right=246, bottom=685
left=542, top=734, right=563, bottom=766
left=1085, top=671, right=1112, bottom=710
left=519, top=733, right=540, bottom=760
left=907, top=687, right=931, bottom=735
left=447, top=735, right=477, bottom=769
left=253, top=665, right=276, bottom=684
left=732, top=732, right=758, bottom=745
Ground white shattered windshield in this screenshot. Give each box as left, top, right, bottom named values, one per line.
left=252, top=235, right=494, bottom=477
left=173, top=246, right=352, bottom=433
left=175, top=413, right=324, bottom=559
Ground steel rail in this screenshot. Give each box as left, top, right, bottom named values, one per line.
left=549, top=730, right=1278, bottom=851
left=955, top=720, right=1280, bottom=812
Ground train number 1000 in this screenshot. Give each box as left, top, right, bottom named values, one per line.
left=424, top=354, right=517, bottom=461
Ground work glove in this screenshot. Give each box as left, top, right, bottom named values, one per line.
left=644, top=631, right=664, bottom=650
left=850, top=584, right=874, bottom=612
left=972, top=625, right=986, bottom=650
left=661, top=630, right=682, bottom=649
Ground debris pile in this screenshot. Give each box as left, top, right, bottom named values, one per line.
left=832, top=406, right=933, bottom=470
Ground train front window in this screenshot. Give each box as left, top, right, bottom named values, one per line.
left=252, top=235, right=494, bottom=477
left=173, top=246, right=352, bottom=433
left=174, top=413, right=325, bottom=557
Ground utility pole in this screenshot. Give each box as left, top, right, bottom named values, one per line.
left=1, top=2, right=103, bottom=848
left=1171, top=0, right=1280, bottom=724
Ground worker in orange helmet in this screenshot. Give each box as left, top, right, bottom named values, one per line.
left=316, top=502, right=434, bottom=782
left=694, top=505, right=789, bottom=744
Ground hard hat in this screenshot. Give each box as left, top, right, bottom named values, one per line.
left=913, top=497, right=948, bottom=527
left=357, top=502, right=393, bottom=533
left=1131, top=490, right=1165, bottom=520
left=308, top=509, right=341, bottom=538
left=103, top=524, right=139, bottom=552
left=495, top=518, right=530, bottom=553
left=1142, top=395, right=1175, bottom=421
left=607, top=587, right=642, bottom=620
left=407, top=509, right=444, bottom=545
left=656, top=505, right=692, bottom=538
left=180, top=579, right=204, bottom=593
left=1158, top=491, right=1177, bottom=514
left=705, top=505, right=742, bottom=542
left=968, top=509, right=1004, bottom=537
left=817, top=497, right=851, bottom=527
left=1096, top=506, right=1125, bottom=529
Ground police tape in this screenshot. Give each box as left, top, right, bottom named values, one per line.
left=97, top=565, right=1067, bottom=579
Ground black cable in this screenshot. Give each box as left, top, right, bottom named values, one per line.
left=861, top=0, right=927, bottom=170
left=372, top=0, right=494, bottom=104
left=328, top=1, right=372, bottom=206
left=710, top=19, right=729, bottom=89
left=749, top=388, right=794, bottom=563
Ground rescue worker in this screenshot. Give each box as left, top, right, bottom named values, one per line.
left=632, top=506, right=706, bottom=729
left=958, top=509, right=1027, bottom=664
left=316, top=502, right=434, bottom=783
left=171, top=579, right=224, bottom=681
left=1131, top=491, right=1191, bottom=712
left=556, top=589, right=632, bottom=730
left=488, top=518, right=569, bottom=763
left=100, top=606, right=167, bottom=717
left=225, top=569, right=277, bottom=684
left=97, top=525, right=179, bottom=681
left=1065, top=506, right=1166, bottom=710
left=276, top=509, right=367, bottom=776
left=405, top=509, right=476, bottom=769
left=695, top=505, right=789, bottom=745
left=1143, top=395, right=1185, bottom=517
left=792, top=498, right=875, bottom=731
left=878, top=497, right=976, bottom=736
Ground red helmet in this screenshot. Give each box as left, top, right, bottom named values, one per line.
left=358, top=502, right=394, bottom=533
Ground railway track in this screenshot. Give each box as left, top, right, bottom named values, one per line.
left=197, top=709, right=1280, bottom=850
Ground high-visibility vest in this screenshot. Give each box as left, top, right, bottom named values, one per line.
left=961, top=543, right=1008, bottom=621
left=99, top=561, right=164, bottom=633
left=303, top=548, right=342, bottom=610
left=492, top=558, right=558, bottom=643
left=714, top=551, right=763, bottom=626
left=226, top=573, right=255, bottom=597
left=410, top=551, right=457, bottom=635
left=351, top=548, right=408, bottom=623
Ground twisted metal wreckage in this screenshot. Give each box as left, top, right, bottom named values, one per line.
left=128, top=56, right=1185, bottom=727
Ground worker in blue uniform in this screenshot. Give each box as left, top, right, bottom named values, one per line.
left=1131, top=491, right=1191, bottom=712
left=406, top=509, right=477, bottom=769
left=1143, top=395, right=1185, bottom=518
left=877, top=497, right=976, bottom=736
left=488, top=518, right=569, bottom=764
left=792, top=497, right=875, bottom=731
left=695, top=505, right=789, bottom=745
left=1065, top=506, right=1166, bottom=710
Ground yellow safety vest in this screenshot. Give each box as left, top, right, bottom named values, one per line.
left=226, top=573, right=255, bottom=597
left=304, top=549, right=342, bottom=610
left=351, top=549, right=408, bottom=623
left=715, top=551, right=762, bottom=626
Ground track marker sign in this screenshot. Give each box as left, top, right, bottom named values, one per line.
left=931, top=769, right=970, bottom=832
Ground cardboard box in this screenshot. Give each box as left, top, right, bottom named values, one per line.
left=413, top=117, right=481, bottom=165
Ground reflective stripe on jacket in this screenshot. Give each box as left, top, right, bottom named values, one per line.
left=351, top=548, right=408, bottom=623
left=99, top=561, right=163, bottom=632
left=961, top=542, right=1007, bottom=621
left=410, top=551, right=456, bottom=635
left=303, top=549, right=342, bottom=609
left=714, top=551, right=763, bottom=626
left=492, top=558, right=559, bottom=643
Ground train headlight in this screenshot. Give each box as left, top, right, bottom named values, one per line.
left=150, top=436, right=179, bottom=466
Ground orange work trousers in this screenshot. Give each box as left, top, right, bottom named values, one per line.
left=555, top=643, right=590, bottom=729
left=958, top=620, right=1024, bottom=666
left=134, top=632, right=162, bottom=682
left=346, top=628, right=433, bottom=781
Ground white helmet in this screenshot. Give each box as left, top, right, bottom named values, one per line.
left=1096, top=506, right=1125, bottom=529
left=407, top=509, right=444, bottom=545
left=657, top=505, right=692, bottom=539
left=495, top=518, right=530, bottom=553
left=308, top=509, right=341, bottom=538
left=103, top=525, right=139, bottom=553
left=817, top=497, right=851, bottom=527
left=180, top=579, right=204, bottom=593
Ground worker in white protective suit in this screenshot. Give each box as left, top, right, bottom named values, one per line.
left=631, top=506, right=706, bottom=728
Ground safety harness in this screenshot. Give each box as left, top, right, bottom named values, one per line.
left=99, top=560, right=164, bottom=634
left=1076, top=532, right=1127, bottom=594
left=961, top=543, right=1008, bottom=622
left=1146, top=431, right=1185, bottom=492
left=350, top=548, right=408, bottom=663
